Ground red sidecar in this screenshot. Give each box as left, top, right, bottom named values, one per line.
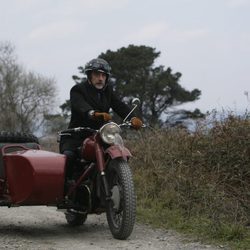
left=0, top=143, right=66, bottom=206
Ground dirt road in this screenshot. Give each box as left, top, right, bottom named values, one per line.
left=0, top=206, right=225, bottom=249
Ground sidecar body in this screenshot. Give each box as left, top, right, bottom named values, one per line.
left=0, top=144, right=66, bottom=206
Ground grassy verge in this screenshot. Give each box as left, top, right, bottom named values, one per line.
left=128, top=112, right=250, bottom=249
left=136, top=201, right=250, bottom=249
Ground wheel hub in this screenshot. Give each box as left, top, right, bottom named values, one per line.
left=111, top=185, right=120, bottom=210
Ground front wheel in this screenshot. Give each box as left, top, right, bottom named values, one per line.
left=106, top=159, right=136, bottom=240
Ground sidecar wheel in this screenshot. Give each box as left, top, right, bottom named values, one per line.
left=65, top=209, right=87, bottom=226
left=106, top=159, right=136, bottom=240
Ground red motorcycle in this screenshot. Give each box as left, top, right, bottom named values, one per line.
left=0, top=99, right=142, bottom=240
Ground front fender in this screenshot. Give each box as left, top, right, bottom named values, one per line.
left=105, top=145, right=132, bottom=160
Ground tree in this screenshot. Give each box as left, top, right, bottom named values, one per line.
left=61, top=44, right=203, bottom=127
left=0, top=42, right=57, bottom=134
left=99, top=45, right=202, bottom=125
left=60, top=99, right=71, bottom=119
left=43, top=114, right=67, bottom=135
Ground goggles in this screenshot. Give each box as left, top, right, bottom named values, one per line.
left=85, top=62, right=111, bottom=74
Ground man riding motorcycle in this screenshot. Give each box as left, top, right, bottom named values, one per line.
left=60, top=58, right=142, bottom=182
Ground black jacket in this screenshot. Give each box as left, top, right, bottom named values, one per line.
left=68, top=80, right=131, bottom=129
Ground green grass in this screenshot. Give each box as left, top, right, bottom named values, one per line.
left=136, top=201, right=250, bottom=249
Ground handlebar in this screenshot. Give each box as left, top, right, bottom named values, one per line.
left=119, top=122, right=147, bottom=129
left=59, top=122, right=146, bottom=136
left=59, top=127, right=97, bottom=135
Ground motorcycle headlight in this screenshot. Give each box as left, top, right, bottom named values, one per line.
left=100, top=122, right=121, bottom=145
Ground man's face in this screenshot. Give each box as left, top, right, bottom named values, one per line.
left=90, top=70, right=107, bottom=89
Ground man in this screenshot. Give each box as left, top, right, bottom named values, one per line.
left=60, top=58, right=142, bottom=181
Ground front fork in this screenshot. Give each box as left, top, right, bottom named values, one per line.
left=95, top=141, right=111, bottom=200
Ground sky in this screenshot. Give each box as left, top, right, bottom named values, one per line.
left=1, top=0, right=250, bottom=114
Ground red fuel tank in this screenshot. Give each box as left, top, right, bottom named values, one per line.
left=3, top=149, right=66, bottom=205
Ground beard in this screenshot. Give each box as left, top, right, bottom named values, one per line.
left=93, top=81, right=105, bottom=89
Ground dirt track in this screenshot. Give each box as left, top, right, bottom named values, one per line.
left=0, top=206, right=225, bottom=249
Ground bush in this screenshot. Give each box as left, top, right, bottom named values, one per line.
left=128, top=111, right=250, bottom=246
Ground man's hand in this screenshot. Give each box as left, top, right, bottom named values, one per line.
left=92, top=111, right=112, bottom=122
left=131, top=117, right=143, bottom=130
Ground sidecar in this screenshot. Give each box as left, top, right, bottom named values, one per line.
left=0, top=142, right=66, bottom=206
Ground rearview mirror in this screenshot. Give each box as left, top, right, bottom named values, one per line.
left=123, top=98, right=141, bottom=122
left=131, top=98, right=140, bottom=106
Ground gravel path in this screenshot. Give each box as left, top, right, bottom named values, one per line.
left=0, top=206, right=226, bottom=250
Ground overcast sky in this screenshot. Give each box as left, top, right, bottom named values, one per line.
left=1, top=0, right=250, bottom=113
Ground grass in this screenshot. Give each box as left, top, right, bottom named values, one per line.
left=127, top=111, right=250, bottom=249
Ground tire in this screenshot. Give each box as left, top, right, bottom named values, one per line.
left=106, top=159, right=136, bottom=240
left=65, top=209, right=87, bottom=226
left=0, top=131, right=39, bottom=144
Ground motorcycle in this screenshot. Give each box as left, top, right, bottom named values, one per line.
left=0, top=98, right=142, bottom=240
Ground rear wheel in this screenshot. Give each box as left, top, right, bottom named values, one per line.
left=65, top=209, right=87, bottom=226
left=106, top=159, right=136, bottom=240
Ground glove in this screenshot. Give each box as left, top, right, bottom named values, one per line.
left=131, top=117, right=143, bottom=130
left=92, top=111, right=112, bottom=122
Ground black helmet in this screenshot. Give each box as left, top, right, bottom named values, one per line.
left=84, top=58, right=111, bottom=76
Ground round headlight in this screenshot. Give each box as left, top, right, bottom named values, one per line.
left=100, top=122, right=121, bottom=144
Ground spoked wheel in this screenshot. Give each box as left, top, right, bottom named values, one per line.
left=106, top=159, right=136, bottom=240
left=65, top=209, right=87, bottom=226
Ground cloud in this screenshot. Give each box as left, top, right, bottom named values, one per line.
left=12, top=0, right=54, bottom=12
left=129, top=23, right=168, bottom=41
left=27, top=20, right=85, bottom=41
left=126, top=22, right=209, bottom=44
left=9, top=0, right=129, bottom=19
left=75, top=0, right=129, bottom=10
left=173, top=29, right=210, bottom=41
left=48, top=0, right=129, bottom=14
left=227, top=0, right=250, bottom=8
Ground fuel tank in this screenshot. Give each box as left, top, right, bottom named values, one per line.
left=3, top=149, right=66, bottom=205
